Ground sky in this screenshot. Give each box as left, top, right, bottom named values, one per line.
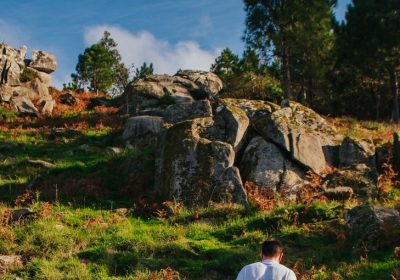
left=0, top=0, right=352, bottom=88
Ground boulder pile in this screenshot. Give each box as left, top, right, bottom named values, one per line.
left=0, top=43, right=57, bottom=115
left=123, top=71, right=381, bottom=206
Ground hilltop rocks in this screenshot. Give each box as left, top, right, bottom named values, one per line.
left=346, top=205, right=400, bottom=251
left=0, top=43, right=57, bottom=115
left=12, top=96, right=39, bottom=116
left=29, top=50, right=57, bottom=73
left=127, top=74, right=196, bottom=102
left=124, top=71, right=381, bottom=206
left=124, top=70, right=223, bottom=118
left=175, top=70, right=223, bottom=96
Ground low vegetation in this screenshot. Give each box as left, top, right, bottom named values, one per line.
left=1, top=199, right=400, bottom=279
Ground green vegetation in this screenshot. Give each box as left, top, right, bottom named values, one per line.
left=20, top=67, right=38, bottom=83
left=134, top=62, right=154, bottom=81
left=0, top=109, right=155, bottom=205
left=243, top=0, right=335, bottom=103
left=1, top=105, right=399, bottom=279
left=211, top=48, right=283, bottom=102
left=71, top=31, right=129, bottom=95
left=1, top=201, right=399, bottom=279
left=208, top=0, right=400, bottom=120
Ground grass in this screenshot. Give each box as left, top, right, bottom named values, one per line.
left=0, top=201, right=399, bottom=279
left=0, top=109, right=155, bottom=206
left=329, top=116, right=399, bottom=145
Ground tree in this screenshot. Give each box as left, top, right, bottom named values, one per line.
left=73, top=43, right=116, bottom=93
left=211, top=48, right=282, bottom=101
left=337, top=0, right=400, bottom=121
left=243, top=0, right=336, bottom=102
left=134, top=62, right=154, bottom=81
left=210, top=48, right=239, bottom=77
left=239, top=48, right=261, bottom=74
left=72, top=31, right=128, bottom=94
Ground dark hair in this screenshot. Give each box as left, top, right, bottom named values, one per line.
left=262, top=240, right=283, bottom=257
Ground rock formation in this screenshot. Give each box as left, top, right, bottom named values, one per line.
left=0, top=43, right=57, bottom=115
left=121, top=71, right=380, bottom=206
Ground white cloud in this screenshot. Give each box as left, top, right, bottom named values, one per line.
left=83, top=25, right=220, bottom=75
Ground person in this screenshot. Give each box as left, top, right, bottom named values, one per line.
left=236, top=240, right=297, bottom=280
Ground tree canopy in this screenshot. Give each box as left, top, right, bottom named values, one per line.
left=336, top=0, right=400, bottom=121
left=243, top=0, right=336, bottom=103
left=72, top=31, right=128, bottom=94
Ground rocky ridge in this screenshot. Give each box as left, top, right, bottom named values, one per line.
left=0, top=43, right=57, bottom=115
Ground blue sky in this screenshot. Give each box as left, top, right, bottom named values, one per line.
left=0, top=0, right=351, bottom=87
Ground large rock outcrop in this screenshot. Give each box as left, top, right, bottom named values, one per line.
left=0, top=43, right=57, bottom=115
left=123, top=71, right=379, bottom=206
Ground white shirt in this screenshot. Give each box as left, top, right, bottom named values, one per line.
left=236, top=259, right=297, bottom=280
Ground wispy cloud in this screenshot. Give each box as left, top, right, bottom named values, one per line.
left=192, top=15, right=213, bottom=38
left=84, top=25, right=220, bottom=75
left=0, top=19, right=26, bottom=47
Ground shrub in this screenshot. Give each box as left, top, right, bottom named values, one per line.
left=20, top=67, right=38, bottom=83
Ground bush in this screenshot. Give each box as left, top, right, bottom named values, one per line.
left=20, top=67, right=38, bottom=83
left=220, top=71, right=283, bottom=102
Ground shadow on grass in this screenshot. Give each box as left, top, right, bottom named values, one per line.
left=0, top=128, right=156, bottom=208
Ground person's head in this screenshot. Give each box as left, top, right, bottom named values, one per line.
left=261, top=240, right=284, bottom=262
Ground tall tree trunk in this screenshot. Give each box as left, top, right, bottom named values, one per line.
left=298, top=83, right=307, bottom=105
left=307, top=78, right=314, bottom=107
left=371, top=84, right=380, bottom=121
left=376, top=93, right=380, bottom=121
left=389, top=67, right=399, bottom=122
left=282, top=42, right=291, bottom=101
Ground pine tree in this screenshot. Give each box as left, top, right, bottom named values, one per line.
left=244, top=0, right=336, bottom=103
left=72, top=31, right=128, bottom=94
left=337, top=0, right=400, bottom=121
left=134, top=62, right=154, bottom=81
left=210, top=48, right=239, bottom=77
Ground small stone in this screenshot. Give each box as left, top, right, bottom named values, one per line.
left=79, top=144, right=92, bottom=152
left=10, top=208, right=34, bottom=222
left=114, top=208, right=130, bottom=216
left=60, top=92, right=76, bottom=106
left=323, top=186, right=354, bottom=200
left=0, top=255, right=23, bottom=271
left=395, top=246, right=400, bottom=259
left=107, top=147, right=123, bottom=154
left=27, top=159, right=55, bottom=169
